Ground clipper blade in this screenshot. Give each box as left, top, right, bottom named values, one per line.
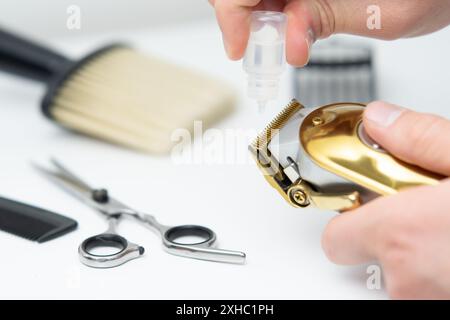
left=250, top=99, right=304, bottom=151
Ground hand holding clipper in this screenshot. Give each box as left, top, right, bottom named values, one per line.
left=249, top=100, right=444, bottom=212
left=321, top=101, right=450, bottom=299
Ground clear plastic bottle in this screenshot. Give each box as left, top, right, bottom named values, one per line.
left=243, top=11, right=287, bottom=112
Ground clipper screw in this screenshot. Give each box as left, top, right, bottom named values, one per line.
left=291, top=189, right=308, bottom=206
left=312, top=117, right=324, bottom=126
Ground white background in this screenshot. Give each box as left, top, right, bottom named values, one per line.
left=0, top=2, right=450, bottom=299
left=0, top=0, right=211, bottom=37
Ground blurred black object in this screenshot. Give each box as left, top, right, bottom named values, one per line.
left=294, top=40, right=377, bottom=107
left=0, top=196, right=77, bottom=243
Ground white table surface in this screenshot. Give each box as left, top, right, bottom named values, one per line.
left=0, top=18, right=449, bottom=300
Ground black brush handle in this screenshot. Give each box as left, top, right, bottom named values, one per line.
left=0, top=28, right=72, bottom=83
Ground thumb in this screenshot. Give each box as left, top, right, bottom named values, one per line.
left=363, top=101, right=450, bottom=176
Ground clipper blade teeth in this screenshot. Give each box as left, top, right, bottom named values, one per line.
left=251, top=99, right=304, bottom=150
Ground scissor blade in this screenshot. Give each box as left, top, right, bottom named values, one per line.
left=32, top=160, right=134, bottom=216
left=50, top=158, right=94, bottom=191
left=31, top=161, right=94, bottom=204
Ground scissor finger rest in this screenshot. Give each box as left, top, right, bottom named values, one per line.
left=162, top=225, right=246, bottom=264
left=164, top=225, right=216, bottom=245
left=79, top=233, right=145, bottom=268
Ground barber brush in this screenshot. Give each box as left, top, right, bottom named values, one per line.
left=0, top=29, right=235, bottom=153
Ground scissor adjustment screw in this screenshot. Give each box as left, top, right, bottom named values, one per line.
left=312, top=117, right=324, bottom=126
left=92, top=189, right=109, bottom=203
left=292, top=190, right=308, bottom=205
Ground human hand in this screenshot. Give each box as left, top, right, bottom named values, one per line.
left=321, top=101, right=450, bottom=299
left=209, top=0, right=450, bottom=66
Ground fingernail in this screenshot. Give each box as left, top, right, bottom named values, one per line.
left=303, top=29, right=315, bottom=66
left=223, top=37, right=232, bottom=58
left=365, top=101, right=405, bottom=127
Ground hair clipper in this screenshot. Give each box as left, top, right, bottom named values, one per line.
left=249, top=100, right=443, bottom=212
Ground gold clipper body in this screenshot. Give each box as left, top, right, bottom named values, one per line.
left=249, top=100, right=442, bottom=212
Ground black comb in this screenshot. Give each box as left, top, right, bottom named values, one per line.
left=0, top=196, right=77, bottom=243
left=294, top=39, right=376, bottom=107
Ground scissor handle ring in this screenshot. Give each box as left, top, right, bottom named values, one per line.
left=81, top=233, right=128, bottom=255
left=164, top=225, right=216, bottom=246
left=79, top=233, right=144, bottom=268
left=161, top=225, right=246, bottom=264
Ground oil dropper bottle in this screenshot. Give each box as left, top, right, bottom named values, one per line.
left=243, top=11, right=287, bottom=113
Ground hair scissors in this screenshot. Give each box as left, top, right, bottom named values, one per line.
left=33, top=159, right=246, bottom=268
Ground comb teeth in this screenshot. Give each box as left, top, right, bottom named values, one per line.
left=0, top=222, right=53, bottom=242
left=0, top=213, right=56, bottom=242
left=0, top=197, right=77, bottom=243
left=251, top=99, right=304, bottom=149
